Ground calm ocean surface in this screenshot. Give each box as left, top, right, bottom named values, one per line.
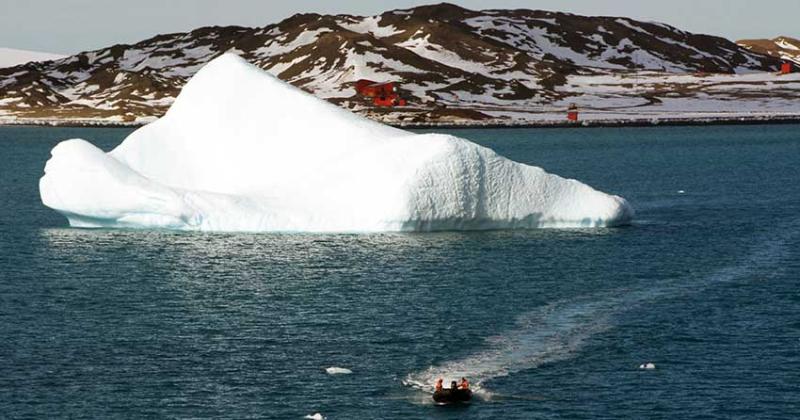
left=1, top=125, right=799, bottom=419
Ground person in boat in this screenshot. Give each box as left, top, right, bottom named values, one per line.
left=435, top=378, right=443, bottom=392
left=432, top=378, right=472, bottom=403
left=459, top=377, right=469, bottom=390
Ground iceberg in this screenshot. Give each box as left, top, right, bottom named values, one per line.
left=325, top=367, right=353, bottom=375
left=40, top=54, right=633, bottom=232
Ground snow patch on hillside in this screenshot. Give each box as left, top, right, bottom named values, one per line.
left=339, top=16, right=404, bottom=38
left=776, top=39, right=799, bottom=51
left=256, top=28, right=333, bottom=56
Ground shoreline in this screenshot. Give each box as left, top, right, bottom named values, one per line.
left=2, top=114, right=800, bottom=130
left=395, top=115, right=800, bottom=130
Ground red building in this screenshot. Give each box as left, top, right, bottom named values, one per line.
left=373, top=95, right=407, bottom=107
left=567, top=103, right=579, bottom=122
left=354, top=79, right=407, bottom=107
left=355, top=80, right=395, bottom=97
left=781, top=62, right=792, bottom=75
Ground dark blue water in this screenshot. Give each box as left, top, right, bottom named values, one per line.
left=1, top=125, right=798, bottom=419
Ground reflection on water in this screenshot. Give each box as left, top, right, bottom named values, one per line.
left=19, top=224, right=639, bottom=417
left=38, top=226, right=623, bottom=268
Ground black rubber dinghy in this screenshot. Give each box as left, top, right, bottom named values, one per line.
left=433, top=388, right=472, bottom=404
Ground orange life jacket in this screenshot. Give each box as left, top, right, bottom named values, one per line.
left=460, top=379, right=469, bottom=389
left=435, top=380, right=443, bottom=391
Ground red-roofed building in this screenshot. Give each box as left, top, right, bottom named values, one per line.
left=355, top=79, right=407, bottom=107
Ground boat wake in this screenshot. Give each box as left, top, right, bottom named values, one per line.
left=403, top=293, right=625, bottom=398
left=404, top=219, right=798, bottom=399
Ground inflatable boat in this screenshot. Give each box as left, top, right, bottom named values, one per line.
left=433, top=388, right=472, bottom=404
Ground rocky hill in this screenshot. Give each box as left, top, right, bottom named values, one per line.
left=738, top=36, right=800, bottom=65
left=0, top=3, right=791, bottom=126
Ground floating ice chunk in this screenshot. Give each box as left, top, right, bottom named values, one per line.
left=639, top=362, right=656, bottom=370
left=305, top=413, right=325, bottom=420
left=325, top=366, right=353, bottom=375
left=40, top=54, right=633, bottom=232
left=677, top=190, right=686, bottom=194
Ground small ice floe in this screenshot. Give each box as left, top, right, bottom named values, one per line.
left=325, top=366, right=353, bottom=375
left=677, top=190, right=686, bottom=194
left=305, top=413, right=325, bottom=420
left=639, top=362, right=656, bottom=370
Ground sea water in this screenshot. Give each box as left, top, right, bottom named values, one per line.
left=1, top=125, right=798, bottom=419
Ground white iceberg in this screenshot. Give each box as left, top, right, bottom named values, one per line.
left=40, top=54, right=633, bottom=232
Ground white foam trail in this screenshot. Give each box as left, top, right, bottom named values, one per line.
left=404, top=294, right=625, bottom=394
left=405, top=219, right=798, bottom=395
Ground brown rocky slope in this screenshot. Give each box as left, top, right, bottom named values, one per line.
left=0, top=3, right=786, bottom=125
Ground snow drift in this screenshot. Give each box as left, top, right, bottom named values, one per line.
left=40, top=54, right=632, bottom=232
